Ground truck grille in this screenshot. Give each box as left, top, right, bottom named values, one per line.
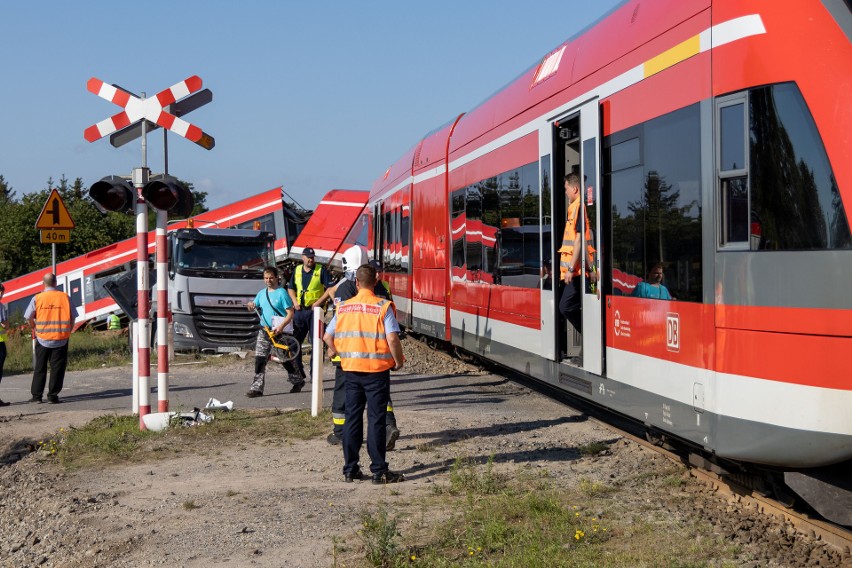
left=193, top=305, right=260, bottom=345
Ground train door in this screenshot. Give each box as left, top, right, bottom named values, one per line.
left=551, top=100, right=603, bottom=375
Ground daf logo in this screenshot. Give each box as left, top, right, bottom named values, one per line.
left=194, top=295, right=254, bottom=308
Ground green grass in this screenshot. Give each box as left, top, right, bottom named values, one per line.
left=38, top=408, right=330, bottom=470
left=2, top=328, right=131, bottom=375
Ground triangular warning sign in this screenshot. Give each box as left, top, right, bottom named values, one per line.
left=35, top=189, right=76, bottom=229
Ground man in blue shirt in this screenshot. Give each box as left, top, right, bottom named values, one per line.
left=245, top=267, right=297, bottom=397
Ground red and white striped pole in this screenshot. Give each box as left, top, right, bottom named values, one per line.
left=133, top=166, right=152, bottom=429
left=156, top=209, right=170, bottom=412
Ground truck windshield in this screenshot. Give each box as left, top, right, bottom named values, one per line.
left=175, top=239, right=272, bottom=276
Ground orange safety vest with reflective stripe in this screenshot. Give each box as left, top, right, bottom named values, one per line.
left=558, top=198, right=596, bottom=280
left=334, top=289, right=395, bottom=373
left=33, top=290, right=73, bottom=340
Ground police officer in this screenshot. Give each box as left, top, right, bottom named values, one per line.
left=287, top=247, right=333, bottom=383
left=25, top=274, right=73, bottom=404
left=323, top=263, right=405, bottom=484
left=316, top=248, right=401, bottom=449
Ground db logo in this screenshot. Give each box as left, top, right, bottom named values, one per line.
left=666, top=313, right=680, bottom=352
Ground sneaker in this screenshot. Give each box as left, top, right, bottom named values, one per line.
left=344, top=467, right=364, bottom=483
left=372, top=470, right=405, bottom=485
left=0, top=399, right=10, bottom=407
left=327, top=432, right=342, bottom=445
left=47, top=396, right=62, bottom=404
left=28, top=396, right=43, bottom=404
left=245, top=390, right=263, bottom=398
left=289, top=381, right=305, bottom=394
left=385, top=425, right=400, bottom=451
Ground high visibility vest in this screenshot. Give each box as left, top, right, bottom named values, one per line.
left=295, top=265, right=325, bottom=307
left=34, top=290, right=73, bottom=341
left=330, top=280, right=394, bottom=365
left=107, top=314, right=121, bottom=330
left=334, top=289, right=395, bottom=373
left=558, top=198, right=596, bottom=279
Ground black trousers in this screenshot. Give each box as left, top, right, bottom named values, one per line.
left=0, top=341, right=6, bottom=385
left=342, top=370, right=390, bottom=476
left=559, top=275, right=583, bottom=334
left=291, top=308, right=313, bottom=377
left=332, top=364, right=396, bottom=437
left=31, top=342, right=69, bottom=398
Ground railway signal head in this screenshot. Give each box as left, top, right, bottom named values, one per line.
left=89, top=175, right=136, bottom=214
left=142, top=175, right=194, bottom=217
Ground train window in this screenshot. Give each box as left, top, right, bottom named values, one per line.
left=611, top=138, right=640, bottom=172
left=541, top=156, right=553, bottom=291
left=235, top=213, right=275, bottom=233
left=449, top=162, right=543, bottom=288
left=717, top=94, right=750, bottom=249
left=466, top=183, right=483, bottom=275
left=748, top=83, right=851, bottom=250
left=608, top=103, right=703, bottom=301
left=720, top=103, right=745, bottom=171
left=451, top=189, right=466, bottom=274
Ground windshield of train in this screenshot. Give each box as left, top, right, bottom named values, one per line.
left=174, top=238, right=273, bottom=277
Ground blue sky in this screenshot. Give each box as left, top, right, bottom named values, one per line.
left=0, top=1, right=621, bottom=210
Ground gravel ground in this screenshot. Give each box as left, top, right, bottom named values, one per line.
left=0, top=339, right=849, bottom=567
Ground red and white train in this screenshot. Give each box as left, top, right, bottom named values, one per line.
left=1, top=187, right=309, bottom=327
left=351, top=0, right=851, bottom=522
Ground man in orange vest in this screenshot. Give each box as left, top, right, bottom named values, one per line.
left=24, top=273, right=73, bottom=404
left=323, top=263, right=405, bottom=484
left=558, top=173, right=597, bottom=339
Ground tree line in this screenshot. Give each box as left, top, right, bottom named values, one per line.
left=0, top=174, right=207, bottom=283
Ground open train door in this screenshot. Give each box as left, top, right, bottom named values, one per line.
left=579, top=100, right=603, bottom=376
left=551, top=100, right=603, bottom=375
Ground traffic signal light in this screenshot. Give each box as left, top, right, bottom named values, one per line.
left=142, top=175, right=194, bottom=218
left=89, top=175, right=135, bottom=214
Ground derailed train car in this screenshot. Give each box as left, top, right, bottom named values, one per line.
left=362, top=0, right=852, bottom=524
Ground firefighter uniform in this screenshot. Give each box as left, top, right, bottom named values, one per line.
left=324, top=287, right=404, bottom=482
left=327, top=279, right=400, bottom=449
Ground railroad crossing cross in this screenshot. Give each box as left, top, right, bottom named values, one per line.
left=84, top=76, right=214, bottom=150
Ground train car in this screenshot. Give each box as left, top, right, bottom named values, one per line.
left=366, top=0, right=852, bottom=523
left=288, top=189, right=369, bottom=269
left=1, top=187, right=309, bottom=328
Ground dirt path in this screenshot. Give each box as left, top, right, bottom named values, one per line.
left=0, top=341, right=848, bottom=567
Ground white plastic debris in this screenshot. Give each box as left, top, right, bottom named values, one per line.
left=141, top=408, right=213, bottom=432
left=205, top=398, right=234, bottom=411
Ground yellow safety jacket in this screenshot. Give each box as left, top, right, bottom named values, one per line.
left=34, top=290, right=73, bottom=341
left=334, top=289, right=395, bottom=373
left=558, top=198, right=595, bottom=280
left=295, top=265, right=325, bottom=307
left=107, top=314, right=121, bottom=330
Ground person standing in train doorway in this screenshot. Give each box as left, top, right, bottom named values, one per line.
left=287, top=247, right=334, bottom=390
left=25, top=274, right=74, bottom=404
left=558, top=173, right=596, bottom=362
left=0, top=282, right=10, bottom=407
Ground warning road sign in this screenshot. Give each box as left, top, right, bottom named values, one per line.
left=35, top=189, right=75, bottom=229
